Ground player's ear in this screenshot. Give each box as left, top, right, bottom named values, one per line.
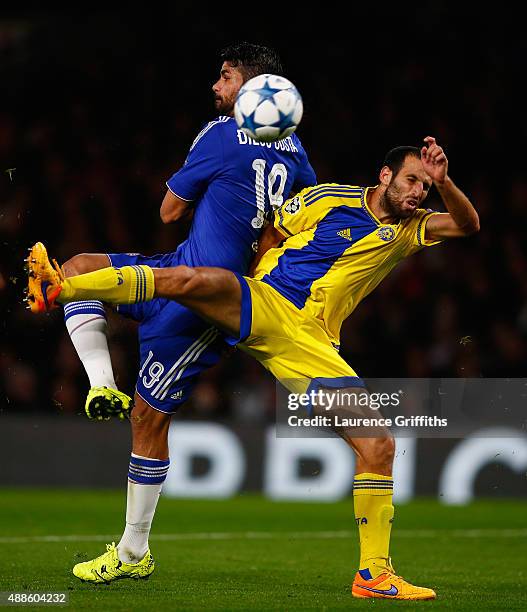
left=379, top=165, right=392, bottom=187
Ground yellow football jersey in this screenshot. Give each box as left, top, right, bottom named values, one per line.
left=253, top=183, right=442, bottom=348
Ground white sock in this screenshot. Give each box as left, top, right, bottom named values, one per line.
left=117, top=481, right=163, bottom=564
left=64, top=301, right=117, bottom=388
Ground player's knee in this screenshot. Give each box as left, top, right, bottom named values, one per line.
left=130, top=400, right=171, bottom=458
left=364, top=435, right=395, bottom=473
left=368, top=435, right=395, bottom=471
left=62, top=254, right=98, bottom=278
left=131, top=400, right=171, bottom=436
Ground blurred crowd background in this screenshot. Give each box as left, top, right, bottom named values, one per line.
left=1, top=9, right=525, bottom=420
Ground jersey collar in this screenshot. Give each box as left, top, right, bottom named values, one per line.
left=362, top=186, right=402, bottom=228
left=361, top=186, right=380, bottom=225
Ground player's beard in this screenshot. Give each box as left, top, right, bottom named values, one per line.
left=380, top=179, right=418, bottom=220
left=213, top=93, right=235, bottom=116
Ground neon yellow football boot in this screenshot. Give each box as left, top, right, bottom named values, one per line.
left=73, top=542, right=154, bottom=584
left=85, top=387, right=133, bottom=421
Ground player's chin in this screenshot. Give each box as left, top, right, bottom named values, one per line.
left=214, top=99, right=233, bottom=115
left=400, top=203, right=418, bottom=218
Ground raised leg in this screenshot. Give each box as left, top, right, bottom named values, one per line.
left=152, top=266, right=242, bottom=338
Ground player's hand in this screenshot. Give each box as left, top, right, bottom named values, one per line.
left=421, top=136, right=448, bottom=186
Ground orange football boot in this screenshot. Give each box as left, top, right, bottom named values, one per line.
left=24, top=242, right=64, bottom=313
left=352, top=568, right=436, bottom=600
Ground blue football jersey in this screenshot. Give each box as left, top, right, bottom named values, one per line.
left=166, top=116, right=316, bottom=273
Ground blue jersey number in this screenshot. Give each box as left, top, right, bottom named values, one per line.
left=251, top=159, right=288, bottom=228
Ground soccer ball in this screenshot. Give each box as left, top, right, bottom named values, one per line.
left=234, top=74, right=303, bottom=142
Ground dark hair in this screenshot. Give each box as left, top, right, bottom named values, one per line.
left=382, top=146, right=421, bottom=177
left=219, top=42, right=283, bottom=81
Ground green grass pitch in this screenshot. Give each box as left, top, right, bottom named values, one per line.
left=0, top=490, right=525, bottom=610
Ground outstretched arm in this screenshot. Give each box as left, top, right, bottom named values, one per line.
left=421, top=137, right=480, bottom=241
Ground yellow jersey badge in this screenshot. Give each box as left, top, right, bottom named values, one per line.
left=377, top=226, right=396, bottom=242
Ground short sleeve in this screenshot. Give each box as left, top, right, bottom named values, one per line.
left=403, top=209, right=444, bottom=253
left=166, top=122, right=224, bottom=202
left=274, top=193, right=308, bottom=237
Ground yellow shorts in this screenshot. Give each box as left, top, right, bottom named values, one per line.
left=229, top=274, right=363, bottom=394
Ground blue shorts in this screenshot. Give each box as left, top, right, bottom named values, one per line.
left=108, top=252, right=226, bottom=414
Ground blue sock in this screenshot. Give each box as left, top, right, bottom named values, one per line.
left=128, top=454, right=170, bottom=485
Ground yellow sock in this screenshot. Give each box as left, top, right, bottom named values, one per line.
left=59, top=265, right=155, bottom=305
left=353, top=472, right=394, bottom=578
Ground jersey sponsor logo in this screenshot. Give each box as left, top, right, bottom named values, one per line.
left=355, top=517, right=368, bottom=525
left=337, top=228, right=352, bottom=241
left=284, top=196, right=301, bottom=215
left=377, top=226, right=396, bottom=242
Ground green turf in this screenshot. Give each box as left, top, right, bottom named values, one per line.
left=0, top=490, right=525, bottom=610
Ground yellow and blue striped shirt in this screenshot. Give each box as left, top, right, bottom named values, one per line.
left=253, top=183, right=441, bottom=347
